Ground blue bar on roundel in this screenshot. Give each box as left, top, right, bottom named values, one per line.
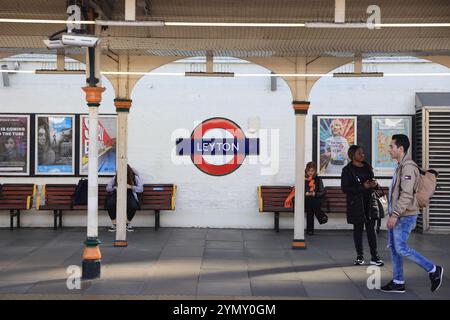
left=176, top=138, right=260, bottom=156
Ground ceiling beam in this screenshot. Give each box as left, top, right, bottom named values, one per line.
left=335, top=0, right=346, bottom=23
left=125, top=0, right=136, bottom=21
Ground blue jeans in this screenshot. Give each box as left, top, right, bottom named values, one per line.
left=388, top=215, right=435, bottom=282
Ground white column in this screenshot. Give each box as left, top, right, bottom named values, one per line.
left=87, top=107, right=99, bottom=238
left=114, top=99, right=131, bottom=246
left=125, top=0, right=136, bottom=21
left=292, top=101, right=309, bottom=249
left=335, top=0, right=346, bottom=23
left=81, top=85, right=105, bottom=279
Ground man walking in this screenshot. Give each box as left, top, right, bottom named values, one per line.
left=381, top=134, right=443, bottom=293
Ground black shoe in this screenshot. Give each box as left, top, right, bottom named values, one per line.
left=126, top=223, right=135, bottom=232
left=306, top=230, right=314, bottom=235
left=380, top=280, right=406, bottom=293
left=354, top=256, right=365, bottom=265
left=370, top=256, right=384, bottom=267
left=108, top=224, right=116, bottom=232
left=319, top=215, right=328, bottom=225
left=429, top=265, right=444, bottom=292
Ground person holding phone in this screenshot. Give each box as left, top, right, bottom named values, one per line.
left=341, top=145, right=384, bottom=266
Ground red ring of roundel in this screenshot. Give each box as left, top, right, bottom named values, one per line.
left=191, top=117, right=246, bottom=176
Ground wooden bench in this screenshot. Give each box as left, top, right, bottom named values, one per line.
left=321, top=186, right=346, bottom=214
left=0, top=183, right=36, bottom=230
left=139, top=184, right=177, bottom=230
left=258, top=185, right=389, bottom=232
left=258, top=186, right=294, bottom=232
left=37, top=183, right=177, bottom=231
left=321, top=186, right=389, bottom=214
left=37, top=184, right=107, bottom=230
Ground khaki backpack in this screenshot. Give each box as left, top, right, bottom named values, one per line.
left=403, top=160, right=439, bottom=209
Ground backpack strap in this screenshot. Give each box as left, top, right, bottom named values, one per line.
left=402, top=159, right=425, bottom=175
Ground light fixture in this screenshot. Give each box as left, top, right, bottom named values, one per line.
left=35, top=70, right=85, bottom=75
left=96, top=20, right=164, bottom=27
left=306, top=22, right=368, bottom=29
left=306, top=22, right=450, bottom=29
left=0, top=18, right=95, bottom=25
left=333, top=72, right=384, bottom=77
left=0, top=69, right=35, bottom=74
left=235, top=73, right=332, bottom=77
left=165, top=22, right=306, bottom=27
left=185, top=72, right=234, bottom=77
left=100, top=71, right=184, bottom=76
left=384, top=73, right=450, bottom=77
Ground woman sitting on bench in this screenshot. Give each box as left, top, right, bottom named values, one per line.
left=284, top=161, right=328, bottom=235
left=304, top=161, right=328, bottom=235
left=106, top=164, right=143, bottom=232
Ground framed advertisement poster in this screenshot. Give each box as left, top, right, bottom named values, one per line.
left=372, top=116, right=412, bottom=176
left=317, top=116, right=357, bottom=176
left=0, top=115, right=30, bottom=175
left=35, top=115, right=75, bottom=175
left=80, top=115, right=117, bottom=175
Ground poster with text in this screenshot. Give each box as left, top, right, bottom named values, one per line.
left=35, top=115, right=74, bottom=175
left=372, top=116, right=412, bottom=175
left=0, top=115, right=30, bottom=175
left=80, top=115, right=117, bottom=175
left=318, top=116, right=357, bottom=176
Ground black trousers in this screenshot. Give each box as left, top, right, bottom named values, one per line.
left=305, top=197, right=327, bottom=232
left=106, top=191, right=139, bottom=222
left=353, top=218, right=378, bottom=258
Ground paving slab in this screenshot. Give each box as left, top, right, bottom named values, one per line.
left=206, top=240, right=244, bottom=250
left=197, top=281, right=252, bottom=296
left=199, top=269, right=249, bottom=282
left=0, top=281, right=36, bottom=294
left=142, top=279, right=198, bottom=296
left=84, top=280, right=145, bottom=295
left=250, top=280, right=307, bottom=297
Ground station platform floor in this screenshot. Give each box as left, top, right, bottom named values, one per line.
left=0, top=227, right=449, bottom=300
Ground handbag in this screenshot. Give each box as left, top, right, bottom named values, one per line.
left=374, top=187, right=388, bottom=219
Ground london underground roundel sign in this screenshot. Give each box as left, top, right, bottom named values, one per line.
left=176, top=118, right=259, bottom=176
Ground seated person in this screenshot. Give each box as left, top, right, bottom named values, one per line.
left=106, top=164, right=143, bottom=232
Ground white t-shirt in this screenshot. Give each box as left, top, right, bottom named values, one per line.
left=325, top=135, right=349, bottom=165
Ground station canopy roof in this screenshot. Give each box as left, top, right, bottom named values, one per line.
left=0, top=0, right=450, bottom=58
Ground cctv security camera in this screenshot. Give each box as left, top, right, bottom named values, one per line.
left=62, top=34, right=100, bottom=47
left=43, top=39, right=67, bottom=49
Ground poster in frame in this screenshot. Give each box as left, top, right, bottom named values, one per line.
left=80, top=115, right=117, bottom=176
left=372, top=116, right=412, bottom=176
left=317, top=116, right=357, bottom=176
left=35, top=115, right=75, bottom=175
left=0, top=114, right=30, bottom=176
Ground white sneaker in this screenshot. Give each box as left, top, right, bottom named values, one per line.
left=126, top=224, right=134, bottom=232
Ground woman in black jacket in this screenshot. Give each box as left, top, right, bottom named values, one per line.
left=305, top=161, right=328, bottom=235
left=341, top=145, right=384, bottom=266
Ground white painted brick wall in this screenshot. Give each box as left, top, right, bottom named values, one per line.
left=1, top=58, right=450, bottom=229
